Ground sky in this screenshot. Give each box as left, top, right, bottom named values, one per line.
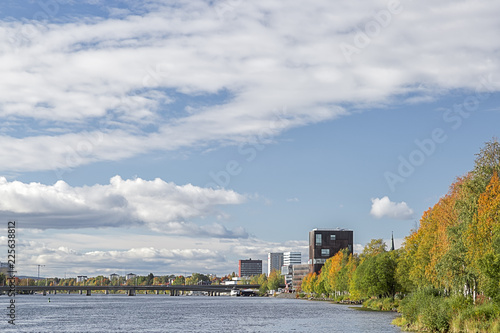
left=0, top=0, right=499, bottom=278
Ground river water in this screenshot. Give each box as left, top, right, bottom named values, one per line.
left=1, top=294, right=401, bottom=332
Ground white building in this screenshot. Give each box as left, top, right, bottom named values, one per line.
left=281, top=252, right=301, bottom=288
left=126, top=273, right=136, bottom=281
left=0, top=262, right=11, bottom=277
left=267, top=253, right=284, bottom=276
left=283, top=252, right=301, bottom=266
left=76, top=275, right=88, bottom=283
left=109, top=273, right=119, bottom=280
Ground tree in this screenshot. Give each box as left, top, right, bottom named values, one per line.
left=323, top=250, right=344, bottom=295
left=361, top=239, right=386, bottom=260
left=267, top=270, right=284, bottom=291
left=172, top=276, right=185, bottom=285
left=301, top=272, right=317, bottom=294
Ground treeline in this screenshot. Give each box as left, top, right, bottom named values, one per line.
left=301, top=239, right=398, bottom=300
left=2, top=272, right=229, bottom=288
left=241, top=270, right=285, bottom=295
left=301, top=139, right=500, bottom=332
left=2, top=270, right=285, bottom=296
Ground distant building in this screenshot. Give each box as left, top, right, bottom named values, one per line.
left=238, top=259, right=262, bottom=277
left=126, top=273, right=137, bottom=281
left=76, top=275, right=88, bottom=283
left=267, top=253, right=284, bottom=275
left=283, top=252, right=301, bottom=266
left=281, top=252, right=301, bottom=288
left=0, top=262, right=11, bottom=277
left=291, top=264, right=310, bottom=291
left=309, top=228, right=353, bottom=274
left=109, top=273, right=119, bottom=280
left=281, top=265, right=293, bottom=287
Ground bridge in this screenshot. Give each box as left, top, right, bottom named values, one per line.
left=0, top=284, right=262, bottom=296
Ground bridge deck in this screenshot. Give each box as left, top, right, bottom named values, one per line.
left=0, top=284, right=263, bottom=293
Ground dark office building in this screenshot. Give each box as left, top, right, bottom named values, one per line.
left=308, top=228, right=353, bottom=274
left=238, top=259, right=262, bottom=277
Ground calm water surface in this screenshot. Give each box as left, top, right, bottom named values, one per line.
left=1, top=294, right=401, bottom=332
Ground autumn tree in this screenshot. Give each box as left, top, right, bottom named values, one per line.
left=301, top=272, right=317, bottom=294
left=267, top=270, right=284, bottom=291
left=360, top=239, right=386, bottom=260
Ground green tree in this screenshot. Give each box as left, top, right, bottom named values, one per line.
left=172, top=276, right=185, bottom=285
left=267, top=270, right=284, bottom=291
left=301, top=272, right=317, bottom=294
left=361, top=239, right=386, bottom=260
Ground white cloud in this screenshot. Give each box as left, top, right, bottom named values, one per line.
left=6, top=230, right=308, bottom=277
left=0, top=0, right=497, bottom=173
left=370, top=196, right=414, bottom=220
left=0, top=176, right=247, bottom=238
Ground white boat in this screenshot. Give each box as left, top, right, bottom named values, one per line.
left=230, top=289, right=240, bottom=297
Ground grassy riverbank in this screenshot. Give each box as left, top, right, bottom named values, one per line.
left=392, top=290, right=500, bottom=333
left=297, top=292, right=500, bottom=332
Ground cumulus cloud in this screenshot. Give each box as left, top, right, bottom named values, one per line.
left=18, top=241, right=227, bottom=276
left=0, top=0, right=498, bottom=172
left=9, top=233, right=308, bottom=276
left=0, top=176, right=247, bottom=238
left=370, top=196, right=414, bottom=220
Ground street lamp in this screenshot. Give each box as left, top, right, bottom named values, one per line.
left=37, top=265, right=45, bottom=280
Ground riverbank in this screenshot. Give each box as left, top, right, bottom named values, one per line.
left=292, top=292, right=500, bottom=332
left=392, top=291, right=500, bottom=333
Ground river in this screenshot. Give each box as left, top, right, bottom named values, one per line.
left=1, top=294, right=401, bottom=332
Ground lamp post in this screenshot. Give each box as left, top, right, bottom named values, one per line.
left=37, top=265, right=45, bottom=280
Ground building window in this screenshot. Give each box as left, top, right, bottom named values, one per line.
left=348, top=244, right=352, bottom=252
left=321, top=249, right=330, bottom=256
left=315, top=234, right=322, bottom=246
left=330, top=234, right=336, bottom=241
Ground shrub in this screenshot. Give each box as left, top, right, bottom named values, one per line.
left=399, top=288, right=450, bottom=331
left=420, top=296, right=450, bottom=332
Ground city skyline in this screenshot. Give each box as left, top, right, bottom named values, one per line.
left=0, top=0, right=499, bottom=277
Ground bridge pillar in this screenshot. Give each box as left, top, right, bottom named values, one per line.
left=155, top=290, right=159, bottom=295
left=68, top=290, right=71, bottom=294
left=128, top=289, right=136, bottom=296
left=54, top=290, right=57, bottom=295
left=42, top=290, right=46, bottom=296
left=86, top=290, right=91, bottom=296
left=105, top=290, right=109, bottom=295
left=79, top=290, right=82, bottom=295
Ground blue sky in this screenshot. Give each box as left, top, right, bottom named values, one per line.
left=0, top=0, right=499, bottom=277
